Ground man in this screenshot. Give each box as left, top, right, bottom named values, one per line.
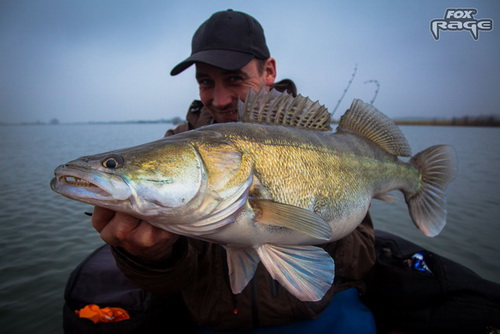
left=92, top=10, right=376, bottom=332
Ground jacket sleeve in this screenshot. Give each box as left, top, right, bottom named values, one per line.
left=111, top=237, right=198, bottom=295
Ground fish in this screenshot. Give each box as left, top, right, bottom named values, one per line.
left=50, top=89, right=457, bottom=302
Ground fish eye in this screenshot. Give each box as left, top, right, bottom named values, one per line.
left=102, top=155, right=123, bottom=169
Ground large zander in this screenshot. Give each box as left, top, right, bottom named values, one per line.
left=51, top=90, right=457, bottom=301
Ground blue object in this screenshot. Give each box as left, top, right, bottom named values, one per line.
left=411, top=252, right=433, bottom=275
left=196, top=288, right=376, bottom=334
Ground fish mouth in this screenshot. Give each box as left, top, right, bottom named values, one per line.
left=58, top=175, right=98, bottom=188
left=51, top=165, right=131, bottom=201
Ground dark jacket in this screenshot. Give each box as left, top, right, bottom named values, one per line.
left=113, top=219, right=374, bottom=330
left=112, top=80, right=376, bottom=330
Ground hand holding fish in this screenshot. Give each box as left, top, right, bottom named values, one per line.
left=91, top=206, right=179, bottom=264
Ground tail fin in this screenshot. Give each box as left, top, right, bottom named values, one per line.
left=407, top=145, right=457, bottom=237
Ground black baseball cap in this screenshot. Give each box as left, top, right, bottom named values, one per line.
left=170, top=9, right=270, bottom=76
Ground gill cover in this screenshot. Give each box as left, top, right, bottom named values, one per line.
left=128, top=142, right=204, bottom=208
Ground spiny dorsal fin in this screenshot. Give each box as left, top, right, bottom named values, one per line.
left=238, top=89, right=332, bottom=131
left=338, top=99, right=412, bottom=156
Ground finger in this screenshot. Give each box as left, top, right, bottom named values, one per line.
left=91, top=206, right=116, bottom=232
left=99, top=212, right=141, bottom=246
left=122, top=222, right=180, bottom=262
left=128, top=221, right=178, bottom=249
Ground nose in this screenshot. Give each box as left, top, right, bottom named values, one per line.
left=212, top=85, right=234, bottom=109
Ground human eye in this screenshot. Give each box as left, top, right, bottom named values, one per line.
left=197, top=77, right=213, bottom=88
left=227, top=75, right=244, bottom=85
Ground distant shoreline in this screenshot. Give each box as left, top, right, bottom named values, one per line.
left=394, top=119, right=500, bottom=127
left=333, top=118, right=500, bottom=127
left=0, top=119, right=181, bottom=126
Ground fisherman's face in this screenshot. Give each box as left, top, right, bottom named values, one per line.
left=196, top=58, right=276, bottom=123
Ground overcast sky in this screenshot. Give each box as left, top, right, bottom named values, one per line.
left=1, top=0, right=499, bottom=123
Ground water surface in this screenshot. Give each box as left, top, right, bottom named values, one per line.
left=0, top=124, right=499, bottom=333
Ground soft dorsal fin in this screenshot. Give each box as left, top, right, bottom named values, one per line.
left=238, top=89, right=332, bottom=131
left=338, top=99, right=412, bottom=156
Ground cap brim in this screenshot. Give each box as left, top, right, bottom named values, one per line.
left=170, top=50, right=255, bottom=76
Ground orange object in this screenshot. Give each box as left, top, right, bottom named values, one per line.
left=75, top=304, right=130, bottom=324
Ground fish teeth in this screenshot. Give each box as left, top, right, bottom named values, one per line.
left=61, top=176, right=96, bottom=187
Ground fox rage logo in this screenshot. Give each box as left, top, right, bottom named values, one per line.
left=431, top=9, right=493, bottom=40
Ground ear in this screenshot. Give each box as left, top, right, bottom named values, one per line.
left=264, top=57, right=277, bottom=86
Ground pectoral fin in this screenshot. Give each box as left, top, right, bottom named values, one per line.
left=251, top=199, right=331, bottom=241
left=225, top=246, right=261, bottom=294
left=256, top=244, right=335, bottom=301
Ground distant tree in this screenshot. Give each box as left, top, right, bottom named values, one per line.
left=172, top=117, right=183, bottom=125
left=49, top=118, right=60, bottom=125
